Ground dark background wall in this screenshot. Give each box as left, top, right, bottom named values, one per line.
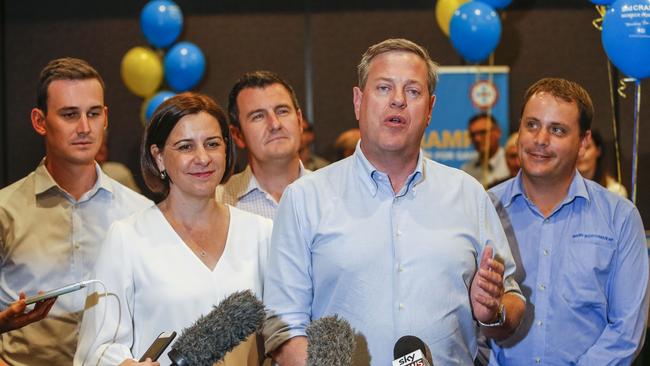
left=1, top=0, right=648, bottom=223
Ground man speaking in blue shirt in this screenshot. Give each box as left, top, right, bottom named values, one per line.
left=487, top=78, right=649, bottom=365
left=263, top=38, right=526, bottom=366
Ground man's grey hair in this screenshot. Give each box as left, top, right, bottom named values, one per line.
left=357, top=38, right=439, bottom=96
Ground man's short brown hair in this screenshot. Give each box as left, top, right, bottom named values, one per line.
left=227, top=70, right=300, bottom=129
left=521, top=78, right=593, bottom=135
left=36, top=57, right=105, bottom=114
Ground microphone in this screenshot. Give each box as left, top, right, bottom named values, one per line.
left=167, top=290, right=265, bottom=366
left=392, top=335, right=432, bottom=366
left=306, top=315, right=356, bottom=366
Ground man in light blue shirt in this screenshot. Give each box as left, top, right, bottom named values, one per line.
left=487, top=78, right=648, bottom=365
left=263, top=38, right=525, bottom=366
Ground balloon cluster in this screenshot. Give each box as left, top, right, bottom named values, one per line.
left=435, top=0, right=512, bottom=63
left=121, top=0, right=208, bottom=124
left=599, top=0, right=650, bottom=80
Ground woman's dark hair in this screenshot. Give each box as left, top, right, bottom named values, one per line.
left=140, top=92, right=235, bottom=197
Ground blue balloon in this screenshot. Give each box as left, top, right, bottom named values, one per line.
left=590, top=0, right=616, bottom=5
left=449, top=2, right=502, bottom=63
left=602, top=0, right=650, bottom=79
left=481, top=0, right=512, bottom=9
left=164, top=42, right=206, bottom=91
left=146, top=91, right=176, bottom=121
left=141, top=0, right=183, bottom=48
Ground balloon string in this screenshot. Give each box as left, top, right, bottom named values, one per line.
left=606, top=61, right=623, bottom=184
left=618, top=78, right=629, bottom=98
left=592, top=5, right=606, bottom=30
left=475, top=53, right=496, bottom=187
left=631, top=80, right=640, bottom=204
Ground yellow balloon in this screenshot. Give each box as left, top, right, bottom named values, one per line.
left=121, top=47, right=163, bottom=98
left=435, top=0, right=469, bottom=36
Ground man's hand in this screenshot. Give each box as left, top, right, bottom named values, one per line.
left=272, top=336, right=308, bottom=366
left=119, top=358, right=160, bottom=366
left=471, top=246, right=526, bottom=340
left=0, top=291, right=56, bottom=334
left=471, top=245, right=504, bottom=324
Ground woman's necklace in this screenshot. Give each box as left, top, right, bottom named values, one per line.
left=184, top=233, right=212, bottom=258
left=159, top=201, right=227, bottom=262
left=165, top=213, right=211, bottom=257
left=194, top=243, right=208, bottom=257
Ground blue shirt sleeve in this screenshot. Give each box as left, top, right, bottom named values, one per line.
left=263, top=184, right=314, bottom=350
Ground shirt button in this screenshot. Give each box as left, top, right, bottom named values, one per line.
left=535, top=357, right=541, bottom=363
left=537, top=320, right=543, bottom=326
left=396, top=230, right=402, bottom=236
left=538, top=284, right=546, bottom=291
left=543, top=249, right=549, bottom=256
left=543, top=218, right=549, bottom=223
left=399, top=303, right=405, bottom=310
left=398, top=265, right=404, bottom=273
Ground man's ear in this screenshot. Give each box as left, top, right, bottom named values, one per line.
left=297, top=109, right=304, bottom=134
left=229, top=125, right=247, bottom=149
left=493, top=125, right=502, bottom=140
left=31, top=108, right=47, bottom=136
left=353, top=86, right=363, bottom=121
left=103, top=105, right=109, bottom=130
left=426, top=95, right=436, bottom=127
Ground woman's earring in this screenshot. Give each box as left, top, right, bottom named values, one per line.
left=160, top=170, right=167, bottom=180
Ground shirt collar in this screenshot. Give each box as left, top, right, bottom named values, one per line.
left=504, top=170, right=590, bottom=209
left=353, top=142, right=424, bottom=197
left=34, top=158, right=114, bottom=201
left=502, top=171, right=526, bottom=208
left=567, top=171, right=590, bottom=203
left=238, top=161, right=309, bottom=200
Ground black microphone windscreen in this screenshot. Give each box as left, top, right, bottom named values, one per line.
left=168, top=290, right=265, bottom=366
left=306, top=315, right=355, bottom=366
left=393, top=335, right=426, bottom=359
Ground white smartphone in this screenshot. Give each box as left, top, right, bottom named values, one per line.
left=23, top=280, right=91, bottom=305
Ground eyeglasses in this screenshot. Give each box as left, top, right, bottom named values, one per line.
left=469, top=129, right=494, bottom=138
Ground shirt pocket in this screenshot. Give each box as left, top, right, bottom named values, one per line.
left=559, top=239, right=615, bottom=309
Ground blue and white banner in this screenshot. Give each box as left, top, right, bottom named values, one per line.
left=421, top=66, right=510, bottom=169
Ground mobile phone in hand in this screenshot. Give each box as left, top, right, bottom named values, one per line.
left=139, top=331, right=177, bottom=362
left=24, top=281, right=90, bottom=305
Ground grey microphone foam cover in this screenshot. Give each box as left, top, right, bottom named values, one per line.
left=306, top=314, right=356, bottom=366
left=169, top=290, right=265, bottom=366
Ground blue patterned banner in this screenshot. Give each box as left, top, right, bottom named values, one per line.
left=421, top=66, right=510, bottom=169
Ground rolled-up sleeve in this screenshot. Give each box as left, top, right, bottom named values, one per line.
left=262, top=184, right=314, bottom=353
